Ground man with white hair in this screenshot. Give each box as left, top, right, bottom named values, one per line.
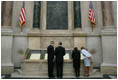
left=47, top=41, right=55, bottom=78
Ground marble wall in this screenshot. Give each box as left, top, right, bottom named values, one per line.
left=86, top=36, right=102, bottom=67
left=40, top=37, right=73, bottom=49
left=29, top=37, right=40, bottom=50
left=12, top=1, right=34, bottom=34
left=12, top=36, right=28, bottom=67
left=74, top=37, right=86, bottom=50
left=1, top=31, right=14, bottom=74
left=81, top=1, right=103, bottom=33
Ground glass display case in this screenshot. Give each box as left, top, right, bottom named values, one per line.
left=21, top=48, right=91, bottom=77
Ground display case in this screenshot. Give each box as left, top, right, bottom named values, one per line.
left=21, top=48, right=92, bottom=77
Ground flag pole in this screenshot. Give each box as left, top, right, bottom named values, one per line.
left=21, top=27, right=23, bottom=32
left=91, top=23, right=94, bottom=32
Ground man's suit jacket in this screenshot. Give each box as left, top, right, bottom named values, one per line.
left=72, top=50, right=81, bottom=62
left=72, top=50, right=81, bottom=68
left=55, top=46, right=65, bottom=63
left=47, top=45, right=54, bottom=62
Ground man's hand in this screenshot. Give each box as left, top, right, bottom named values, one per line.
left=91, top=60, right=93, bottom=64
left=88, top=57, right=91, bottom=59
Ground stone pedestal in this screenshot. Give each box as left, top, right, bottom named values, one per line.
left=100, top=28, right=117, bottom=74
left=100, top=1, right=117, bottom=75
left=1, top=29, right=14, bottom=74
left=101, top=63, right=117, bottom=74
left=21, top=59, right=85, bottom=77
left=20, top=51, right=85, bottom=77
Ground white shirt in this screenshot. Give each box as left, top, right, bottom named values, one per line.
left=81, top=49, right=91, bottom=59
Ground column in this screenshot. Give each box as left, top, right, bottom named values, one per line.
left=100, top=1, right=117, bottom=74
left=112, top=1, right=117, bottom=27
left=102, top=1, right=114, bottom=27
left=41, top=1, right=47, bottom=31
left=1, top=1, right=14, bottom=74
left=68, top=1, right=74, bottom=31
left=1, top=1, right=13, bottom=27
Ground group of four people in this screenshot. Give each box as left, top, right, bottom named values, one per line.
left=47, top=41, right=92, bottom=78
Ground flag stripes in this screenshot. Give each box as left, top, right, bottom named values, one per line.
left=89, top=2, right=96, bottom=25
left=19, top=2, right=26, bottom=27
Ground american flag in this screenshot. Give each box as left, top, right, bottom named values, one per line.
left=89, top=1, right=96, bottom=25
left=19, top=1, right=26, bottom=27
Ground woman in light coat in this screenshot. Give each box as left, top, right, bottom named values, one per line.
left=81, top=47, right=93, bottom=77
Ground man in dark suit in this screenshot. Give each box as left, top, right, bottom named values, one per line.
left=72, top=47, right=81, bottom=78
left=55, top=42, right=65, bottom=78
left=47, top=41, right=55, bottom=78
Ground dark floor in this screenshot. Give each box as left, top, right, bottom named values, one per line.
left=1, top=74, right=116, bottom=79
